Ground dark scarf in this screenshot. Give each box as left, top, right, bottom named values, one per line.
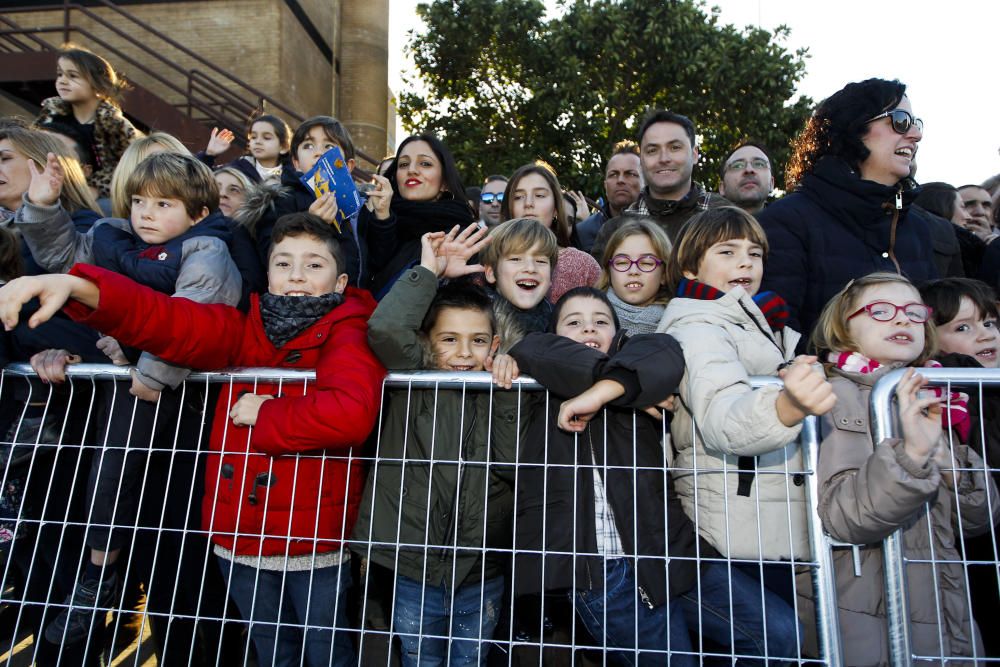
left=390, top=193, right=475, bottom=243
left=490, top=289, right=553, bottom=353
left=259, top=292, right=344, bottom=349
left=676, top=278, right=789, bottom=332
left=641, top=182, right=704, bottom=218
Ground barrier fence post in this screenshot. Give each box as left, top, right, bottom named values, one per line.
left=799, top=413, right=843, bottom=667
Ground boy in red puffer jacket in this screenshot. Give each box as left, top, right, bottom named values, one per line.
left=0, top=212, right=384, bottom=665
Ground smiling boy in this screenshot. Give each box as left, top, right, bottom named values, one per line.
left=354, top=224, right=523, bottom=665
left=0, top=212, right=384, bottom=664
left=481, top=217, right=559, bottom=351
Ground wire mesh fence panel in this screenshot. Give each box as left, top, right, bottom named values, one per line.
left=0, top=365, right=843, bottom=666
left=867, top=368, right=1000, bottom=667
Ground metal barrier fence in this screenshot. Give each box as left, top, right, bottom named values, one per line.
left=0, top=363, right=883, bottom=666
left=869, top=367, right=1000, bottom=667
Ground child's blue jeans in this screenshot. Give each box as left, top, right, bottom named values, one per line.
left=217, top=556, right=355, bottom=667
left=571, top=557, right=697, bottom=666
left=571, top=558, right=800, bottom=666
left=392, top=573, right=504, bottom=666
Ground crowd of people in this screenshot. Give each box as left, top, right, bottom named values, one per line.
left=1, top=43, right=1000, bottom=666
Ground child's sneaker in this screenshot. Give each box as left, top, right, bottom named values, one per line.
left=44, top=570, right=120, bottom=645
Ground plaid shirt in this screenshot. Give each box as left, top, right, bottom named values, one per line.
left=592, top=450, right=624, bottom=557
left=627, top=183, right=716, bottom=218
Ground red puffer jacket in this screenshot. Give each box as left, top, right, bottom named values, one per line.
left=65, top=264, right=385, bottom=558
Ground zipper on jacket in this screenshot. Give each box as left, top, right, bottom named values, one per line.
left=886, top=186, right=903, bottom=274
left=638, top=585, right=654, bottom=610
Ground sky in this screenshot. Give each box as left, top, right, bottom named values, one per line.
left=388, top=0, right=1000, bottom=187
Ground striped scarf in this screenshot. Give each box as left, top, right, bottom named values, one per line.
left=675, top=278, right=789, bottom=332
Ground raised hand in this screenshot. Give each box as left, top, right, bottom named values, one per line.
left=27, top=152, right=64, bottom=207
left=365, top=174, right=393, bottom=220
left=0, top=274, right=97, bottom=331
left=205, top=127, right=235, bottom=157
left=308, top=192, right=340, bottom=225
left=438, top=224, right=491, bottom=278
left=897, top=368, right=946, bottom=465
left=567, top=190, right=590, bottom=222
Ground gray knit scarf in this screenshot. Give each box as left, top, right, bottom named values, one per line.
left=606, top=289, right=665, bottom=336
left=259, top=292, right=344, bottom=349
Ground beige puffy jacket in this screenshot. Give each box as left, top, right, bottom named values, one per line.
left=659, top=289, right=810, bottom=560
left=797, top=369, right=998, bottom=666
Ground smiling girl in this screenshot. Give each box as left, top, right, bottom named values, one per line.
left=807, top=273, right=999, bottom=664
left=36, top=44, right=139, bottom=200
left=598, top=216, right=672, bottom=335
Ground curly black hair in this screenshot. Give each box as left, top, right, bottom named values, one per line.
left=785, top=78, right=906, bottom=190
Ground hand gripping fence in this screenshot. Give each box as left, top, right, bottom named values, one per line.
left=0, top=363, right=857, bottom=665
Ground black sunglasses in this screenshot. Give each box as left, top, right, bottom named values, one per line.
left=866, top=109, right=923, bottom=135
left=481, top=192, right=504, bottom=204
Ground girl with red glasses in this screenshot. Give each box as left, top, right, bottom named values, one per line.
left=806, top=272, right=999, bottom=664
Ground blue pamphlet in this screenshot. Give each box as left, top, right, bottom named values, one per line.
left=299, top=146, right=360, bottom=233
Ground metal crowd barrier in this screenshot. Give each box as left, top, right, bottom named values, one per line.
left=870, top=367, right=1000, bottom=667
left=0, top=365, right=850, bottom=665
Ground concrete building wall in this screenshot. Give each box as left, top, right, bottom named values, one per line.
left=339, top=0, right=390, bottom=163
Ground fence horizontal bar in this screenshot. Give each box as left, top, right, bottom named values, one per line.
left=3, top=364, right=784, bottom=391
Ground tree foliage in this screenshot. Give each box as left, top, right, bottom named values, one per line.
left=399, top=0, right=813, bottom=195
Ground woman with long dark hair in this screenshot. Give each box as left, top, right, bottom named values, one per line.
left=363, top=134, right=474, bottom=297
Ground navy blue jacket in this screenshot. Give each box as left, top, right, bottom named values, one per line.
left=759, top=157, right=938, bottom=342
left=254, top=168, right=367, bottom=288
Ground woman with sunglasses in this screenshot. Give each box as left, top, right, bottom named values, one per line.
left=758, top=78, right=938, bottom=344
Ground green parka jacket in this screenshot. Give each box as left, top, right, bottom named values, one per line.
left=351, top=267, right=524, bottom=586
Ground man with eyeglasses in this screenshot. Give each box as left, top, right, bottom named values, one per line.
left=577, top=140, right=643, bottom=253
left=719, top=143, right=774, bottom=215
left=479, top=175, right=508, bottom=227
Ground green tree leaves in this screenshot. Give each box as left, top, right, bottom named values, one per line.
left=400, top=0, right=812, bottom=194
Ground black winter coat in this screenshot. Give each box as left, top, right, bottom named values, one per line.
left=758, top=157, right=938, bottom=341
left=509, top=332, right=697, bottom=607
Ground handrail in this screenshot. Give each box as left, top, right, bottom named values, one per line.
left=3, top=0, right=306, bottom=126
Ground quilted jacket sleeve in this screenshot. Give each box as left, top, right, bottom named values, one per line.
left=669, top=320, right=801, bottom=456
